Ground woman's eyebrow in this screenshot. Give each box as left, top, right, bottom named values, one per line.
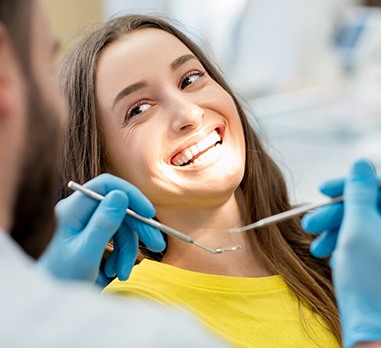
left=170, top=54, right=197, bottom=71
left=112, top=81, right=147, bottom=110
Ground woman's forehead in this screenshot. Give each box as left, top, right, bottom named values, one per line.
left=101, top=28, right=193, bottom=64
left=96, top=28, right=195, bottom=89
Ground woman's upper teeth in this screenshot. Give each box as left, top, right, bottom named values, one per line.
left=172, top=130, right=221, bottom=166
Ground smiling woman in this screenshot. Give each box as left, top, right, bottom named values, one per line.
left=58, top=15, right=341, bottom=348
left=94, top=27, right=245, bottom=209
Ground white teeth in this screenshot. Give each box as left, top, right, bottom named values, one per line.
left=192, top=158, right=201, bottom=166
left=184, top=143, right=222, bottom=167
left=197, top=137, right=209, bottom=152
left=184, top=149, right=193, bottom=160
left=172, top=130, right=222, bottom=166
left=190, top=145, right=198, bottom=156
left=197, top=130, right=219, bottom=153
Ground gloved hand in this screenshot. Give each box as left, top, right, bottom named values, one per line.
left=305, top=159, right=381, bottom=348
left=302, top=171, right=381, bottom=258
left=301, top=178, right=345, bottom=257
left=38, top=174, right=166, bottom=285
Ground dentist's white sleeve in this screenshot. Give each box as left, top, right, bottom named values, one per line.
left=0, top=231, right=229, bottom=348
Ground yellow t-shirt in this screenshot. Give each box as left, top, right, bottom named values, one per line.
left=104, top=259, right=339, bottom=348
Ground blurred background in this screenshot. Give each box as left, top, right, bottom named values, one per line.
left=44, top=0, right=381, bottom=203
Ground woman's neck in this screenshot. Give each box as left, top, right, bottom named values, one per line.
left=156, top=189, right=273, bottom=278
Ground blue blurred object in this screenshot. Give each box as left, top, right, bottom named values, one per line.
left=334, top=6, right=381, bottom=73
left=304, top=159, right=381, bottom=347
left=332, top=159, right=381, bottom=347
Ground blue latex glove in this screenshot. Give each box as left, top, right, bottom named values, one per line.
left=301, top=178, right=345, bottom=257
left=38, top=174, right=166, bottom=285
left=304, top=159, right=381, bottom=347
left=302, top=173, right=381, bottom=258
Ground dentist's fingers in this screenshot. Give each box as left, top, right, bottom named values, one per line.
left=57, top=174, right=156, bottom=230
left=104, top=224, right=140, bottom=281
left=124, top=215, right=166, bottom=252
left=310, top=230, right=339, bottom=258
left=344, top=159, right=378, bottom=214
left=319, top=178, right=344, bottom=198
left=302, top=203, right=343, bottom=233
left=81, top=191, right=129, bottom=252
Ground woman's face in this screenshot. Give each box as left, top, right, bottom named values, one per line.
left=96, top=28, right=245, bottom=210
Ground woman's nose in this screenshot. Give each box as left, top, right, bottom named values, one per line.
left=169, top=96, right=204, bottom=133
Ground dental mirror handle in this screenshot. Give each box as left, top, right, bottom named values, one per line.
left=230, top=180, right=381, bottom=233
left=67, top=181, right=241, bottom=254
left=67, top=181, right=193, bottom=243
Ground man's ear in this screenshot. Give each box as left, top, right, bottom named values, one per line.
left=0, top=23, right=20, bottom=119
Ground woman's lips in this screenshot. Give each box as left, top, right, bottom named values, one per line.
left=171, top=128, right=223, bottom=166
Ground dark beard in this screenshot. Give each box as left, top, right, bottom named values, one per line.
left=10, top=78, right=63, bottom=259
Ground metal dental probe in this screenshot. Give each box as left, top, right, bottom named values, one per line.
left=68, top=181, right=241, bottom=254
left=229, top=181, right=381, bottom=233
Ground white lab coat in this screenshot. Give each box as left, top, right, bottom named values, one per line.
left=0, top=231, right=229, bottom=348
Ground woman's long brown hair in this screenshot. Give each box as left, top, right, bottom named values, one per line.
left=58, top=15, right=341, bottom=343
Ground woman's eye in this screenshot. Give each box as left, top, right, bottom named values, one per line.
left=180, top=71, right=205, bottom=90
left=126, top=102, right=151, bottom=119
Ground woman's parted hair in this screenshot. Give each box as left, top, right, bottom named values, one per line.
left=59, top=14, right=341, bottom=343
